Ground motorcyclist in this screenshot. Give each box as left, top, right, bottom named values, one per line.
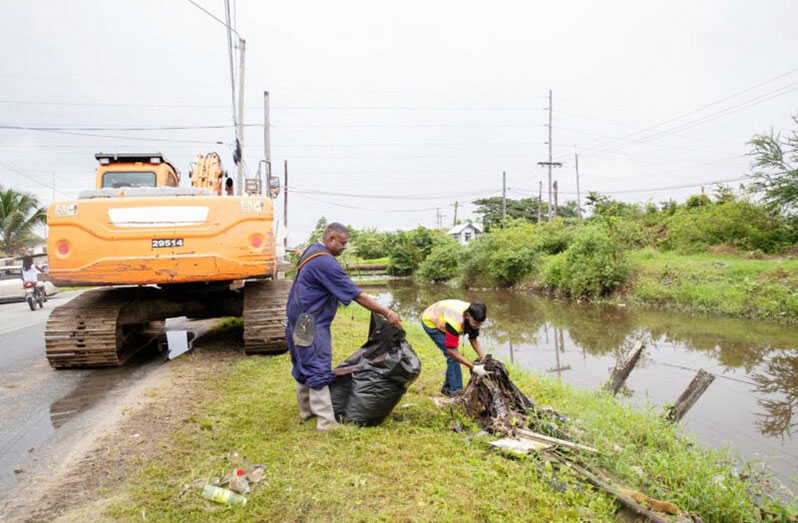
left=21, top=255, right=46, bottom=296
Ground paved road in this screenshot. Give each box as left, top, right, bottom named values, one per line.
left=0, top=292, right=216, bottom=507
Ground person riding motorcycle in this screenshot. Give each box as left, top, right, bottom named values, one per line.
left=21, top=255, right=46, bottom=296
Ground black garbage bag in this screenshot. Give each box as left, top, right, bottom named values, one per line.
left=330, top=312, right=421, bottom=426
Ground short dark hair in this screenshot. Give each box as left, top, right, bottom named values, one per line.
left=467, top=302, right=487, bottom=322
left=323, top=222, right=349, bottom=241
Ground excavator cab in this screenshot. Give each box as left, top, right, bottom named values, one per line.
left=95, top=153, right=180, bottom=189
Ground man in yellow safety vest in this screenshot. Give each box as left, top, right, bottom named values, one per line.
left=421, top=300, right=488, bottom=396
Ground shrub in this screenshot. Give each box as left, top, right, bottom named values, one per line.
left=388, top=227, right=446, bottom=276
left=663, top=200, right=794, bottom=253
left=543, top=226, right=630, bottom=298
left=417, top=240, right=464, bottom=282
left=460, top=221, right=540, bottom=287
left=349, top=228, right=391, bottom=259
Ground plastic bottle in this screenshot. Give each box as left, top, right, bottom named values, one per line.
left=201, top=484, right=247, bottom=505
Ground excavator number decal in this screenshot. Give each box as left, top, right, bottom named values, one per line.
left=151, top=238, right=184, bottom=248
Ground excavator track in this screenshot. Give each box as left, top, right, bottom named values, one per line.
left=243, top=279, right=292, bottom=354
left=45, top=287, right=164, bottom=368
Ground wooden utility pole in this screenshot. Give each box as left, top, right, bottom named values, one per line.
left=453, top=201, right=458, bottom=226
left=501, top=171, right=507, bottom=221
left=235, top=39, right=246, bottom=195
left=575, top=149, right=583, bottom=225
left=547, top=90, right=552, bottom=216
left=283, top=159, right=288, bottom=249
left=553, top=180, right=559, bottom=218
left=263, top=91, right=271, bottom=193
left=537, top=90, right=562, bottom=222
left=537, top=180, right=542, bottom=223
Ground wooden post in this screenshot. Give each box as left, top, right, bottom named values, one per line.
left=283, top=159, right=288, bottom=249
left=666, top=369, right=715, bottom=422
left=553, top=180, right=559, bottom=218
left=575, top=149, right=583, bottom=225
left=606, top=340, right=645, bottom=396
left=537, top=181, right=542, bottom=223
left=502, top=171, right=507, bottom=221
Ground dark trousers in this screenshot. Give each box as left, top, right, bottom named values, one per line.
left=423, top=322, right=462, bottom=395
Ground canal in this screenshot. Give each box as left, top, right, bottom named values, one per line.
left=373, top=280, right=798, bottom=492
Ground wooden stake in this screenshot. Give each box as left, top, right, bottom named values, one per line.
left=666, top=369, right=715, bottom=422
left=606, top=340, right=645, bottom=396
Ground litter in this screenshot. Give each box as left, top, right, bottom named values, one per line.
left=490, top=438, right=554, bottom=456
left=201, top=484, right=247, bottom=505
left=167, top=330, right=194, bottom=360
left=330, top=313, right=421, bottom=426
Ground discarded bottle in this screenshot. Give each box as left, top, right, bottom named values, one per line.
left=201, top=484, right=247, bottom=505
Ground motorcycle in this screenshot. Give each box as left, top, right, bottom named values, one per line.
left=23, top=281, right=45, bottom=311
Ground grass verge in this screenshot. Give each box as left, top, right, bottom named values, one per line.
left=101, top=306, right=783, bottom=522
left=623, top=249, right=798, bottom=322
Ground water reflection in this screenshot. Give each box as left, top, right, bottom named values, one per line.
left=378, top=280, right=798, bottom=443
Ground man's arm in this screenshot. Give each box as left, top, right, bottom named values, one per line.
left=469, top=337, right=485, bottom=360
left=354, top=293, right=403, bottom=329
left=446, top=347, right=475, bottom=369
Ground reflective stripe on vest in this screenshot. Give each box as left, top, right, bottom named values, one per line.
left=422, top=299, right=469, bottom=333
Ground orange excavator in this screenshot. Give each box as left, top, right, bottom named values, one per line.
left=44, top=152, right=289, bottom=367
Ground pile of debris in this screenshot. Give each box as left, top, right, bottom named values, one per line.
left=458, top=355, right=570, bottom=440
left=453, top=356, right=693, bottom=523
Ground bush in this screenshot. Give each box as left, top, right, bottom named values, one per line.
left=417, top=239, right=464, bottom=282
left=349, top=228, right=390, bottom=259
left=663, top=200, right=795, bottom=253
left=388, top=227, right=446, bottom=276
left=460, top=221, right=540, bottom=287
left=543, top=226, right=630, bottom=298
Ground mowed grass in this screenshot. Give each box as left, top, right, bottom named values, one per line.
left=624, top=249, right=798, bottom=322
left=105, top=306, right=766, bottom=522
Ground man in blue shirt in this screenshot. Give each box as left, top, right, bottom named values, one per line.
left=286, top=222, right=403, bottom=431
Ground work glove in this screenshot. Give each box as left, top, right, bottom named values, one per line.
left=472, top=364, right=488, bottom=377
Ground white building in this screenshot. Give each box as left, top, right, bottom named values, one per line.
left=447, top=222, right=483, bottom=245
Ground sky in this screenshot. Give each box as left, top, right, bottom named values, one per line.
left=1, top=0, right=796, bottom=246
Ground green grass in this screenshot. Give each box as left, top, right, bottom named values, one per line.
left=103, top=306, right=774, bottom=522
left=624, top=249, right=798, bottom=322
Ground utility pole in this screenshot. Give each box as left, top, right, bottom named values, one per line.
left=537, top=89, right=561, bottom=222
left=283, top=159, right=288, bottom=249
left=263, top=91, right=271, bottom=194
left=537, top=180, right=542, bottom=223
left=501, top=171, right=507, bottom=222
left=235, top=38, right=246, bottom=195
left=553, top=180, right=559, bottom=218
left=453, top=201, right=458, bottom=226
left=574, top=149, right=583, bottom=225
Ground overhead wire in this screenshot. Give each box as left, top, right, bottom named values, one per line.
left=0, top=159, right=75, bottom=199
left=287, top=186, right=499, bottom=200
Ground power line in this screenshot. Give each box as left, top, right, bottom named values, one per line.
left=0, top=159, right=73, bottom=199
left=183, top=0, right=241, bottom=38
left=287, top=186, right=499, bottom=200
left=578, top=69, right=798, bottom=156
left=508, top=174, right=756, bottom=197
left=0, top=126, right=227, bottom=144
left=297, top=193, right=447, bottom=214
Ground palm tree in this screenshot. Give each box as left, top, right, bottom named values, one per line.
left=0, top=185, right=47, bottom=256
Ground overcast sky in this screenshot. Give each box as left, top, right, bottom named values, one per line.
left=1, top=1, right=796, bottom=245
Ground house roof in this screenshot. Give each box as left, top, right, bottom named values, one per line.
left=447, top=222, right=483, bottom=235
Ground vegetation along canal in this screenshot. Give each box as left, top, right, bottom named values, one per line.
left=374, top=280, right=798, bottom=490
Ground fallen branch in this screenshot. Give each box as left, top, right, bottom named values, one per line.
left=563, top=460, right=683, bottom=523
left=515, top=428, right=599, bottom=454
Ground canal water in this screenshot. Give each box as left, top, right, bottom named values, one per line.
left=373, top=280, right=798, bottom=491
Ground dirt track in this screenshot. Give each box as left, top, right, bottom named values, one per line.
left=1, top=323, right=245, bottom=522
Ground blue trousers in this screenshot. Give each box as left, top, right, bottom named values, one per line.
left=423, top=322, right=462, bottom=394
